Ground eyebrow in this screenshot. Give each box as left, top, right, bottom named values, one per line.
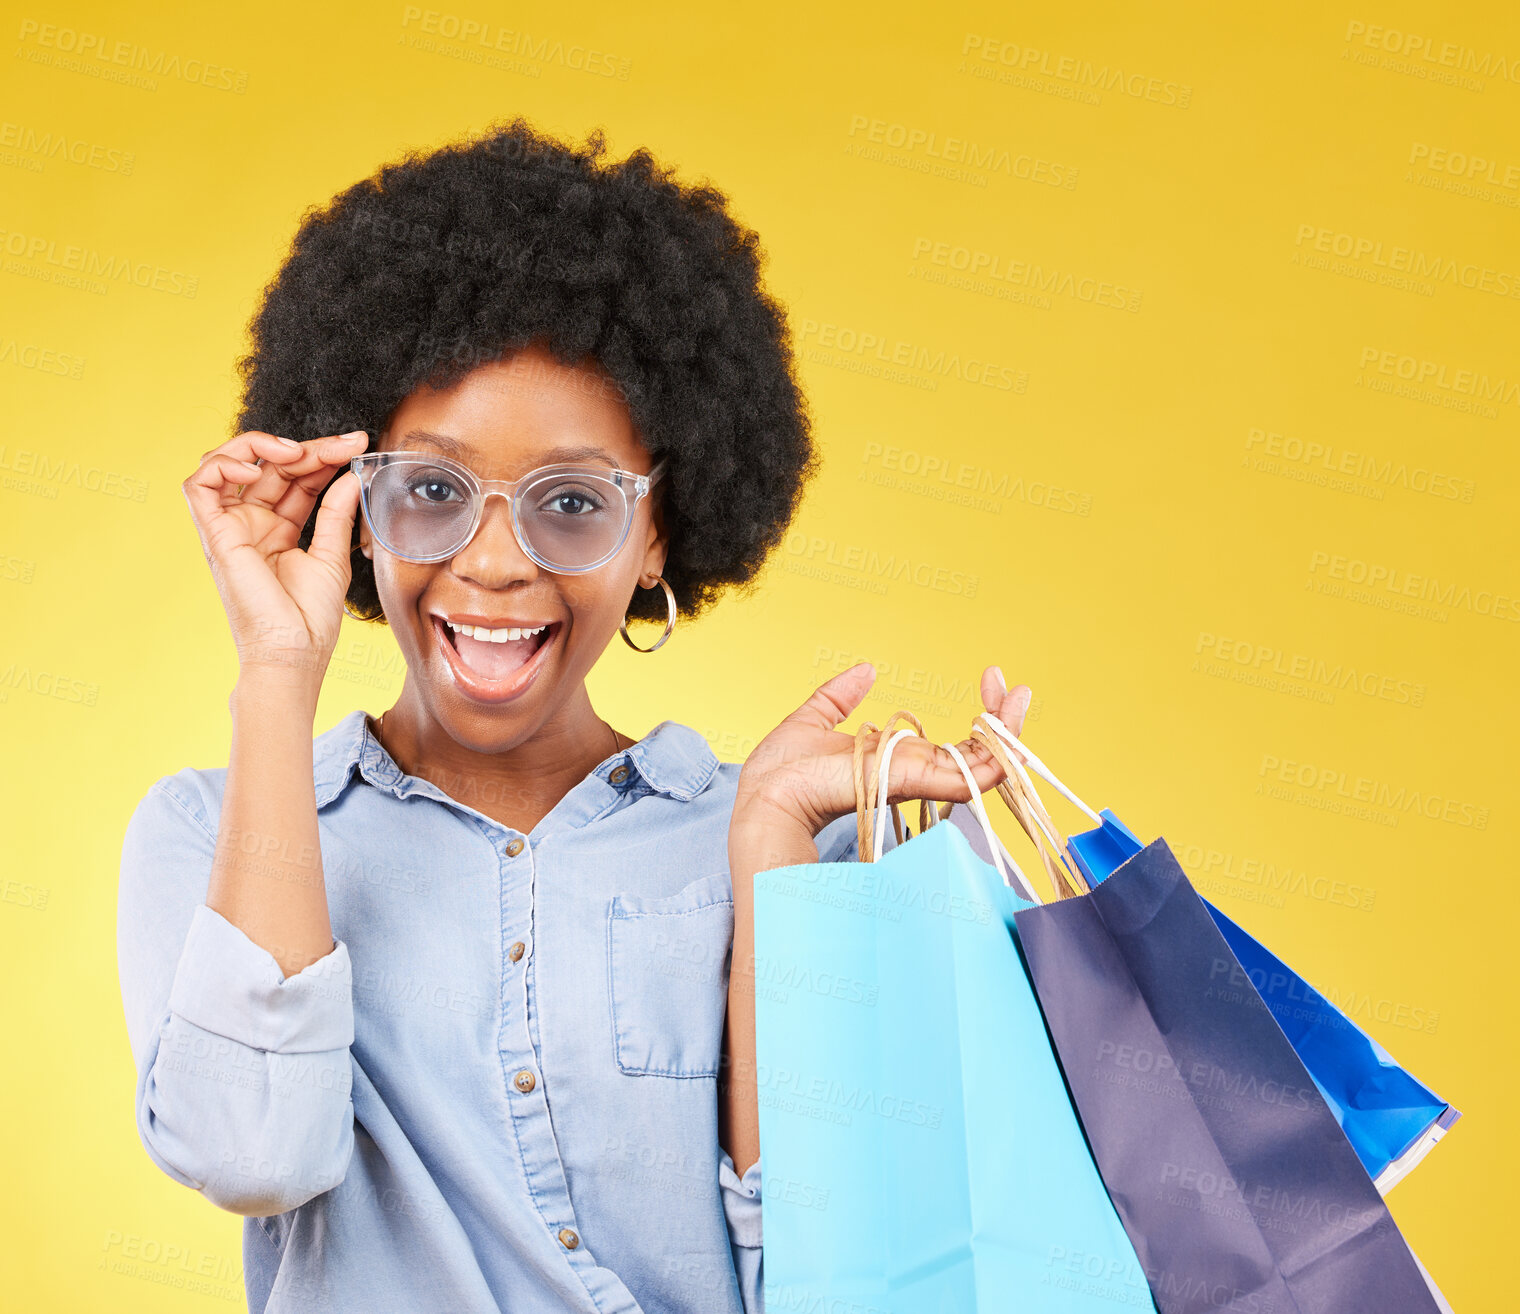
left=396, top=428, right=619, bottom=466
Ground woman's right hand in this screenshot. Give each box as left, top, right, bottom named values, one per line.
left=181, top=429, right=370, bottom=688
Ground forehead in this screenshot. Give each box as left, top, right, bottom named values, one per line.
left=381, top=344, right=642, bottom=470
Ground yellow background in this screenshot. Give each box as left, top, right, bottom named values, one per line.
left=2, top=0, right=1513, bottom=1308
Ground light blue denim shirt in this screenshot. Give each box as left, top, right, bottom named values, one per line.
left=116, top=708, right=874, bottom=1314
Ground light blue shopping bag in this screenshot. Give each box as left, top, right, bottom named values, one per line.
left=753, top=812, right=1158, bottom=1313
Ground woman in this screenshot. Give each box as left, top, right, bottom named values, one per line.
left=117, top=117, right=1033, bottom=1314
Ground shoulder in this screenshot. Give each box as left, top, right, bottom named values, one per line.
left=117, top=767, right=229, bottom=944
left=121, top=709, right=368, bottom=843
left=123, top=767, right=223, bottom=847
left=659, top=721, right=861, bottom=864
left=627, top=719, right=731, bottom=804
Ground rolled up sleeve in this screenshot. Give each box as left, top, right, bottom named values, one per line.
left=167, top=902, right=352, bottom=1052
left=118, top=778, right=356, bottom=1217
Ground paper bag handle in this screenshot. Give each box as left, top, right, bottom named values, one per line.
left=852, top=713, right=1042, bottom=899
left=969, top=717, right=1090, bottom=900
left=976, top=711, right=1102, bottom=826
left=934, top=741, right=1043, bottom=902
left=852, top=712, right=945, bottom=865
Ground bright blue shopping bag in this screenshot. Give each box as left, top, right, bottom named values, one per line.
left=1063, top=809, right=1460, bottom=1191
left=753, top=813, right=1159, bottom=1313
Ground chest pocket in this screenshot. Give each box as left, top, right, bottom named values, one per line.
left=606, top=872, right=734, bottom=1078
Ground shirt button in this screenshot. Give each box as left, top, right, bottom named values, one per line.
left=508, top=941, right=526, bottom=962
left=513, top=1069, right=536, bottom=1093
left=506, top=838, right=524, bottom=857
left=558, top=1228, right=580, bottom=1250
left=609, top=764, right=629, bottom=786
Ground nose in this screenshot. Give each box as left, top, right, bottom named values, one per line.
left=447, top=490, right=541, bottom=589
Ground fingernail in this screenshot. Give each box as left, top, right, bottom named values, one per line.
left=342, top=430, right=368, bottom=441
left=278, top=436, right=301, bottom=448
left=992, top=666, right=1006, bottom=694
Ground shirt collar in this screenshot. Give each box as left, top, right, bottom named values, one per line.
left=313, top=709, right=720, bottom=809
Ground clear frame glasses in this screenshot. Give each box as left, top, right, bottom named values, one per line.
left=350, top=450, right=667, bottom=574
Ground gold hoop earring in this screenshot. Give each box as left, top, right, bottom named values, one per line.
left=620, top=576, right=676, bottom=653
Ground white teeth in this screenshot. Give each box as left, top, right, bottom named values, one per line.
left=444, top=620, right=548, bottom=644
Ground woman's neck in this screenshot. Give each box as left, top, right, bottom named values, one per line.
left=372, top=689, right=629, bottom=833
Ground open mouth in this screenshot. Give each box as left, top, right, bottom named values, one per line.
left=433, top=616, right=560, bottom=700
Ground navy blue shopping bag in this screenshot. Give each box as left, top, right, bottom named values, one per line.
left=1066, top=808, right=1458, bottom=1191
left=1012, top=835, right=1444, bottom=1314
left=942, top=782, right=1458, bottom=1189
left=952, top=715, right=1449, bottom=1313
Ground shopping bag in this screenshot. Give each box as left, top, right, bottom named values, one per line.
left=1061, top=809, right=1459, bottom=1191
left=949, top=723, right=1460, bottom=1194
left=960, top=717, right=1447, bottom=1314
left=752, top=713, right=1158, bottom=1313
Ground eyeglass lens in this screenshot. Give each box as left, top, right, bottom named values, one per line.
left=365, top=459, right=633, bottom=568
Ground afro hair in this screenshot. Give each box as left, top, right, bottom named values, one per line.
left=233, top=116, right=819, bottom=624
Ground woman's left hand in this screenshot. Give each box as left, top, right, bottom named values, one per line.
left=720, top=659, right=1032, bottom=1177
left=730, top=660, right=1033, bottom=852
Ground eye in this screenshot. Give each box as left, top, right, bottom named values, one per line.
left=404, top=469, right=466, bottom=504
left=538, top=482, right=608, bottom=516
